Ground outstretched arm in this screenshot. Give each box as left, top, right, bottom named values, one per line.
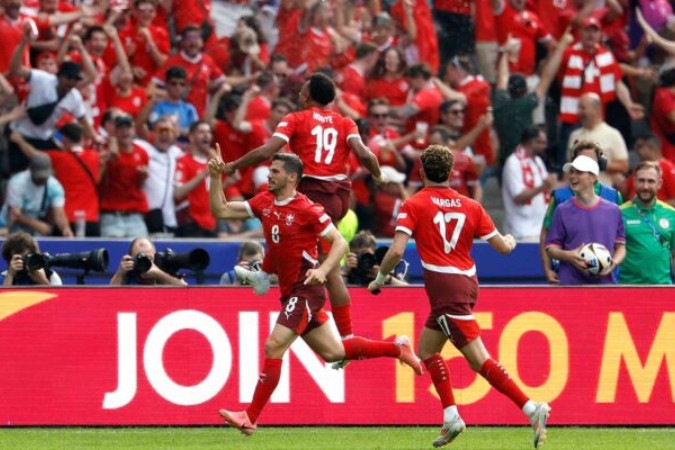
left=348, top=136, right=383, bottom=182
left=224, top=136, right=286, bottom=175
left=209, top=144, right=256, bottom=220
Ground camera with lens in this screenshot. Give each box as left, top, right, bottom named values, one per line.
left=155, top=248, right=210, bottom=277
left=132, top=253, right=153, bottom=274
left=21, top=249, right=109, bottom=273
left=347, top=251, right=378, bottom=286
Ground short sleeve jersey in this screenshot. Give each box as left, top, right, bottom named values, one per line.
left=395, top=186, right=497, bottom=277
left=273, top=107, right=360, bottom=180
left=246, top=192, right=334, bottom=296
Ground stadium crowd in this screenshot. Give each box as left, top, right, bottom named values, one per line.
left=0, top=0, right=674, bottom=283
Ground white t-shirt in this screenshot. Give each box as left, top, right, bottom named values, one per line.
left=1, top=170, right=66, bottom=234
left=135, top=139, right=183, bottom=228
left=11, top=69, right=87, bottom=140
left=502, top=148, right=549, bottom=241
left=567, top=121, right=628, bottom=186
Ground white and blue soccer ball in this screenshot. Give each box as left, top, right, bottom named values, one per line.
left=579, top=243, right=612, bottom=276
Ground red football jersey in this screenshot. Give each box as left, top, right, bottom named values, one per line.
left=273, top=107, right=360, bottom=180
left=395, top=186, right=497, bottom=276
left=247, top=191, right=333, bottom=296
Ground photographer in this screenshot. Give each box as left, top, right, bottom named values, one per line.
left=1, top=232, right=62, bottom=286
left=110, top=238, right=187, bottom=286
left=220, top=241, right=264, bottom=286
left=342, top=231, right=408, bottom=287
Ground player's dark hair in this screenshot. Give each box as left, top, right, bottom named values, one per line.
left=2, top=232, right=39, bottom=263
left=272, top=153, right=304, bottom=180
left=421, top=145, right=454, bottom=183
left=307, top=72, right=336, bottom=106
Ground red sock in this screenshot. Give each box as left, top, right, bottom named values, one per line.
left=423, top=354, right=456, bottom=408
left=331, top=304, right=353, bottom=338
left=246, top=358, right=282, bottom=423
left=343, top=336, right=399, bottom=360
left=479, top=358, right=529, bottom=409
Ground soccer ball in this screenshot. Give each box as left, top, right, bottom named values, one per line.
left=579, top=243, right=612, bottom=276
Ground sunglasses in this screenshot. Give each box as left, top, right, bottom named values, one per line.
left=168, top=80, right=186, bottom=86
left=370, top=113, right=388, bottom=119
left=446, top=109, right=465, bottom=115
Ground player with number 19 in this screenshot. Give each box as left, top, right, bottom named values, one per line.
left=368, top=145, right=551, bottom=449
left=222, top=72, right=385, bottom=346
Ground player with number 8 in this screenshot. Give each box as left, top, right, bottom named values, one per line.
left=221, top=73, right=386, bottom=362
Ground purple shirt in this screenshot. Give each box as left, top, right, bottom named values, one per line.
left=546, top=198, right=626, bottom=285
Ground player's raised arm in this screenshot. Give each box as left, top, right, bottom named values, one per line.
left=209, top=144, right=252, bottom=220
left=224, top=136, right=287, bottom=175
left=347, top=135, right=384, bottom=183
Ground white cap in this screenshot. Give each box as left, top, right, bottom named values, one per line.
left=563, top=155, right=599, bottom=176
left=380, top=165, right=406, bottom=184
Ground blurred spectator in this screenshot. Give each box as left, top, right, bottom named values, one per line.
left=10, top=123, right=100, bottom=237
left=493, top=28, right=573, bottom=168
left=501, top=126, right=556, bottom=242
left=145, top=66, right=199, bottom=139
left=492, top=0, right=555, bottom=125
left=436, top=55, right=493, bottom=169
left=110, top=237, right=187, bottom=286
left=219, top=240, right=265, bottom=285
left=243, top=70, right=280, bottom=122
left=432, top=0, right=473, bottom=66
left=174, top=121, right=240, bottom=237
left=365, top=47, right=409, bottom=107
left=622, top=132, right=675, bottom=207
left=151, top=24, right=226, bottom=118
left=619, top=161, right=675, bottom=285
left=0, top=0, right=32, bottom=74
left=389, top=0, right=439, bottom=73
left=567, top=93, right=629, bottom=188
left=134, top=115, right=183, bottom=235
left=390, top=63, right=442, bottom=145
left=1, top=231, right=62, bottom=286
left=474, top=0, right=498, bottom=84
left=540, top=140, right=623, bottom=284
left=556, top=16, right=642, bottom=170
left=9, top=27, right=98, bottom=174
left=365, top=98, right=408, bottom=171
left=428, top=125, right=481, bottom=202
left=371, top=166, right=409, bottom=238
left=337, top=42, right=378, bottom=100
left=650, top=68, right=675, bottom=163
left=99, top=114, right=149, bottom=238
left=227, top=15, right=270, bottom=76
left=0, top=153, right=72, bottom=237
left=118, top=0, right=170, bottom=86
left=545, top=155, right=626, bottom=285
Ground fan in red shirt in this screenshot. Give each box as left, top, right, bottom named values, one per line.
left=0, top=0, right=32, bottom=74
left=151, top=25, right=226, bottom=118
left=369, top=144, right=551, bottom=449
left=336, top=43, right=379, bottom=99
left=223, top=73, right=385, bottom=345
left=118, top=0, right=170, bottom=86
left=366, top=47, right=410, bottom=107
left=651, top=70, right=675, bottom=163
left=389, top=0, right=439, bottom=73
left=210, top=152, right=423, bottom=436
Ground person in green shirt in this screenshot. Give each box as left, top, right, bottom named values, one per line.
left=619, top=161, right=675, bottom=284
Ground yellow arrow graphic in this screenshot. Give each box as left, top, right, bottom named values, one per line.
left=0, top=291, right=57, bottom=322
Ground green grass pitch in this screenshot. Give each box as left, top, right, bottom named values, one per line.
left=0, top=426, right=674, bottom=449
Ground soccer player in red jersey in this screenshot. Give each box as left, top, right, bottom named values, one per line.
left=369, top=145, right=551, bottom=449
left=222, top=73, right=385, bottom=345
left=209, top=151, right=422, bottom=436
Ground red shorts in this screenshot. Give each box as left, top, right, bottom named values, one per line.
left=298, top=177, right=351, bottom=223
left=277, top=284, right=329, bottom=336
left=423, top=271, right=481, bottom=348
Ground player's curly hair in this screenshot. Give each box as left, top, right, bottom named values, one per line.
left=421, top=145, right=454, bottom=183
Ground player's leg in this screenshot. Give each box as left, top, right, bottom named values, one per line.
left=302, top=319, right=423, bottom=375
left=459, top=335, right=551, bottom=448
left=219, top=300, right=301, bottom=435
left=419, top=324, right=465, bottom=448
